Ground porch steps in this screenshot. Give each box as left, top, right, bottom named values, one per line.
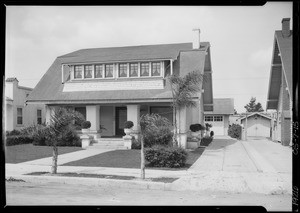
left=87, top=138, right=127, bottom=150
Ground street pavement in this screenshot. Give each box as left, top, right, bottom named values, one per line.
left=5, top=135, right=293, bottom=195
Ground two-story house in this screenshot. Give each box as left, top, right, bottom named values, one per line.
left=26, top=42, right=214, bottom=149
left=5, top=78, right=46, bottom=131
left=266, top=18, right=292, bottom=146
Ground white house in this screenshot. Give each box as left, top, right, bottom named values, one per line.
left=5, top=78, right=46, bottom=131
left=26, top=42, right=214, bottom=149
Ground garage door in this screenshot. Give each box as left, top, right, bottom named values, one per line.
left=205, top=115, right=224, bottom=135
left=246, top=117, right=271, bottom=137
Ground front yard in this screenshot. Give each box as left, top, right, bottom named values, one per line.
left=5, top=144, right=83, bottom=164
left=62, top=147, right=205, bottom=170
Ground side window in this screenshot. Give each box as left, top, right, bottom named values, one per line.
left=37, top=109, right=42, bottom=125
left=17, top=108, right=23, bottom=125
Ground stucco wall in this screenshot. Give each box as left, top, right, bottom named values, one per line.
left=5, top=81, right=46, bottom=131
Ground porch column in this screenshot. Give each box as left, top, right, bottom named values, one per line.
left=127, top=105, right=140, bottom=131
left=86, top=105, right=100, bottom=133
left=176, top=107, right=187, bottom=149
left=45, top=105, right=58, bottom=125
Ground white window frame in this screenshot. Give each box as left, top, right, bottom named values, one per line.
left=104, top=64, right=114, bottom=78
left=94, top=64, right=104, bottom=79
left=118, top=63, right=128, bottom=78
left=37, top=109, right=42, bottom=125
left=214, top=116, right=223, bottom=122
left=129, top=63, right=139, bottom=78
left=16, top=107, right=23, bottom=126
left=74, top=65, right=83, bottom=79
left=205, top=115, right=213, bottom=122
left=84, top=65, right=93, bottom=79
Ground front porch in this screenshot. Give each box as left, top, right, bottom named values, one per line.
left=45, top=102, right=203, bottom=149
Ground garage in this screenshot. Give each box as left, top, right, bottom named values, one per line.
left=204, top=115, right=225, bottom=135
left=240, top=112, right=272, bottom=138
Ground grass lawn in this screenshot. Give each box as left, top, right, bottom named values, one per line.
left=63, top=147, right=205, bottom=170
left=5, top=144, right=83, bottom=164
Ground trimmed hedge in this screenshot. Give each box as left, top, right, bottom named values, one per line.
left=145, top=145, right=188, bottom=168
left=200, top=137, right=213, bottom=146
left=6, top=130, right=22, bottom=136
left=228, top=124, right=242, bottom=140
left=6, top=135, right=33, bottom=146
left=131, top=137, right=141, bottom=150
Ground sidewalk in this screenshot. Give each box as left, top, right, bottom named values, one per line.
left=5, top=135, right=292, bottom=194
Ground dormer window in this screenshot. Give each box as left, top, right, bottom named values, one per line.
left=74, top=65, right=83, bottom=79
left=130, top=63, right=138, bottom=77
left=84, top=65, right=93, bottom=78
left=95, top=65, right=103, bottom=78
left=151, top=62, right=161, bottom=76
left=105, top=64, right=114, bottom=78
left=140, top=62, right=149, bottom=77
left=119, top=63, right=128, bottom=77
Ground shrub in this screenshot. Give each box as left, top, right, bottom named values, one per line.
left=210, top=131, right=214, bottom=137
left=81, top=121, right=91, bottom=129
left=124, top=121, right=134, bottom=129
left=144, top=126, right=173, bottom=147
left=205, top=123, right=212, bottom=130
left=6, top=135, right=33, bottom=146
left=228, top=124, right=242, bottom=140
left=55, top=128, right=81, bottom=147
left=131, top=137, right=141, bottom=149
left=190, top=124, right=204, bottom=132
left=6, top=129, right=22, bottom=136
left=21, top=124, right=47, bottom=146
left=200, top=137, right=213, bottom=146
left=145, top=145, right=188, bottom=168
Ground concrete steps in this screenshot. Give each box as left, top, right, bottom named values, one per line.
left=87, top=138, right=127, bottom=150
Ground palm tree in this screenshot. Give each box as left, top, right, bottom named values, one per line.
left=168, top=70, right=205, bottom=146
left=40, top=107, right=84, bottom=174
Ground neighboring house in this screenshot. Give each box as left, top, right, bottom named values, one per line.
left=240, top=112, right=272, bottom=138
left=26, top=42, right=214, bottom=149
left=266, top=18, right=292, bottom=146
left=204, top=98, right=234, bottom=135
left=4, top=78, right=46, bottom=131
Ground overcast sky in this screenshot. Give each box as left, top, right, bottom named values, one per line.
left=5, top=3, right=293, bottom=113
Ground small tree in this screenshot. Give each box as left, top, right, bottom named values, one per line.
left=168, top=70, right=205, bottom=146
left=31, top=107, right=84, bottom=174
left=244, top=97, right=264, bottom=112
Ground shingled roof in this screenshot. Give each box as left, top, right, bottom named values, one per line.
left=204, top=98, right=234, bottom=115
left=27, top=42, right=211, bottom=104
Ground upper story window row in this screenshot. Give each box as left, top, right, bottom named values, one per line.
left=71, top=61, right=164, bottom=80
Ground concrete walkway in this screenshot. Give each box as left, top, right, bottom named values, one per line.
left=5, top=135, right=292, bottom=195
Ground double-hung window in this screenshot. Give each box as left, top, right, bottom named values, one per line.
left=94, top=65, right=103, bottom=78
left=151, top=62, right=161, bottom=76
left=119, top=63, right=128, bottom=77
left=129, top=63, right=138, bottom=77
left=140, top=62, right=149, bottom=77
left=214, top=116, right=223, bottom=121
left=105, top=64, right=114, bottom=78
left=17, top=108, right=23, bottom=125
left=74, top=65, right=83, bottom=79
left=84, top=65, right=92, bottom=78
left=37, top=109, right=42, bottom=124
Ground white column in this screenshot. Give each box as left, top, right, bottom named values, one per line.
left=127, top=105, right=140, bottom=131
left=177, top=107, right=187, bottom=149
left=86, top=105, right=100, bottom=133
left=45, top=105, right=58, bottom=125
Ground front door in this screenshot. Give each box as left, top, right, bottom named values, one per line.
left=115, top=107, right=127, bottom=136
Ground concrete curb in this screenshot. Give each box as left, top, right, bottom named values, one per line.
left=6, top=174, right=172, bottom=191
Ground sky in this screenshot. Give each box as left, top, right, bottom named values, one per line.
left=5, top=3, right=293, bottom=113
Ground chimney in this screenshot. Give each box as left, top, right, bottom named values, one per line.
left=281, top=18, right=291, bottom=37
left=192, top=28, right=201, bottom=49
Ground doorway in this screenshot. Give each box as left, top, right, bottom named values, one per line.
left=115, top=107, right=127, bottom=137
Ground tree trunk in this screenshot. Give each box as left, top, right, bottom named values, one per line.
left=140, top=135, right=145, bottom=179
left=51, top=145, right=58, bottom=174
left=172, top=106, right=177, bottom=147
